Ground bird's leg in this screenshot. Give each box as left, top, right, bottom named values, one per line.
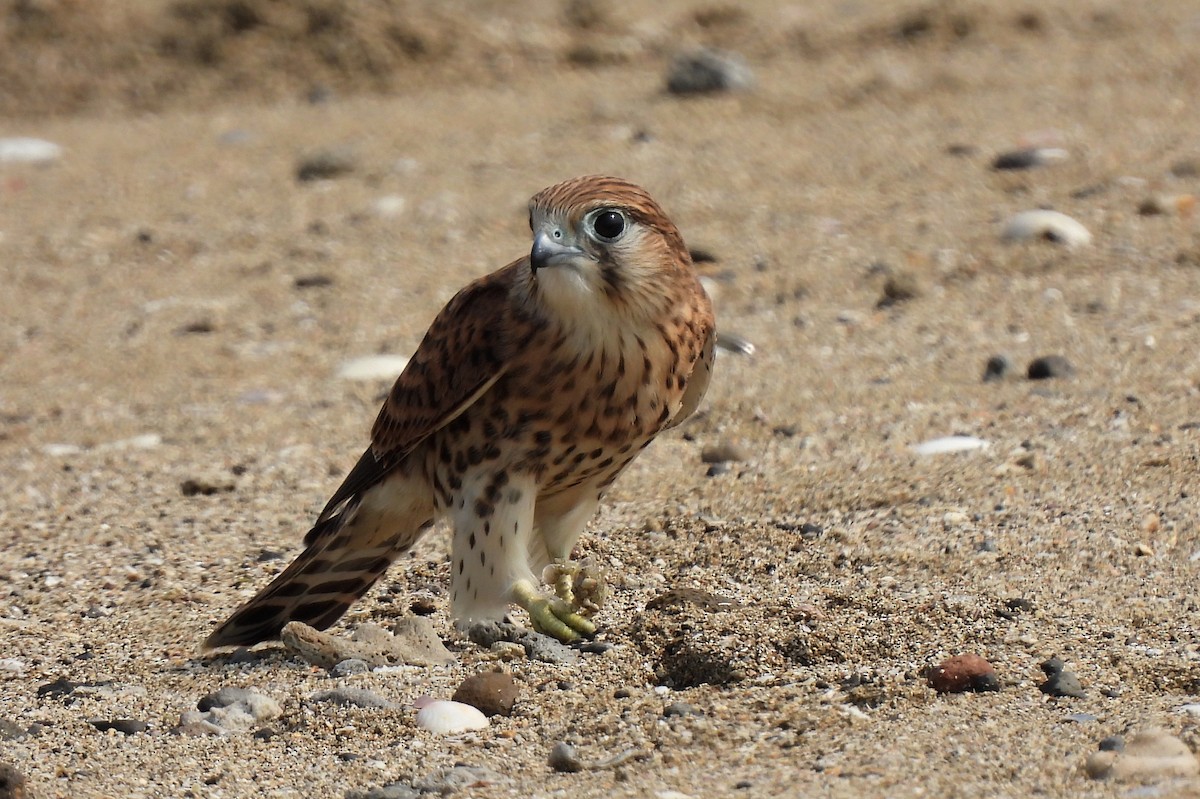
left=543, top=557, right=608, bottom=617
left=510, top=579, right=596, bottom=642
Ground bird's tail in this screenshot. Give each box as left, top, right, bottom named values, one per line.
left=203, top=469, right=435, bottom=650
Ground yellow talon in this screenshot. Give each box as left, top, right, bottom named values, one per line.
left=512, top=580, right=596, bottom=642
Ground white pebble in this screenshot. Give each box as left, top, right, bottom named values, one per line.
left=0, top=137, right=62, bottom=164
left=1176, top=703, right=1200, bottom=717
left=911, top=436, right=990, bottom=456
left=0, top=658, right=27, bottom=675
left=336, top=354, right=410, bottom=381
left=372, top=194, right=407, bottom=218
left=1002, top=210, right=1092, bottom=247
left=414, top=700, right=488, bottom=734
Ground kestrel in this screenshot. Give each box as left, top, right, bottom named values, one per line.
left=204, top=175, right=715, bottom=649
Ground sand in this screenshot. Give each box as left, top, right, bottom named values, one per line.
left=2, top=1, right=1199, bottom=797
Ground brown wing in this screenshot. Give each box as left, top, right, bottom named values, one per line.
left=309, top=262, right=520, bottom=532
left=667, top=324, right=716, bottom=429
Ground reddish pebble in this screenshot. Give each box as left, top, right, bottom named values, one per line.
left=452, top=672, right=520, bottom=717
left=928, top=654, right=998, bottom=693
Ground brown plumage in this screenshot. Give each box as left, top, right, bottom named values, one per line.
left=204, top=175, right=716, bottom=650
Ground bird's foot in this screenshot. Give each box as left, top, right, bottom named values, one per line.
left=511, top=579, right=596, bottom=642
left=542, top=558, right=608, bottom=617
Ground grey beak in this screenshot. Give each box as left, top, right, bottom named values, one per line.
left=530, top=230, right=580, bottom=273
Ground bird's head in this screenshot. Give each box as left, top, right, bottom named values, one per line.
left=525, top=176, right=694, bottom=320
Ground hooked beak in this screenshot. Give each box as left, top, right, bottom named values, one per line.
left=531, top=230, right=583, bottom=273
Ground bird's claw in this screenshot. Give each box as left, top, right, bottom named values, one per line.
left=512, top=579, right=596, bottom=642
left=542, top=558, right=608, bottom=617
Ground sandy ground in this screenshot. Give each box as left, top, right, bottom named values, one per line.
left=3, top=1, right=1200, bottom=797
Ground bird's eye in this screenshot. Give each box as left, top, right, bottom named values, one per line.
left=590, top=209, right=626, bottom=242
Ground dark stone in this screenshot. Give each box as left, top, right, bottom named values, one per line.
left=992, top=149, right=1041, bottom=170
left=0, top=762, right=28, bottom=799
left=982, top=354, right=1011, bottom=382
left=665, top=48, right=754, bottom=95
left=1027, top=355, right=1074, bottom=380
left=1098, top=735, right=1125, bottom=752
left=89, top=718, right=148, bottom=735
left=1040, top=671, right=1085, bottom=698
left=452, top=672, right=519, bottom=717
left=1040, top=656, right=1066, bottom=676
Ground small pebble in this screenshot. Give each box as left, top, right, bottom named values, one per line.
left=1002, top=210, right=1092, bottom=247
left=927, top=654, right=999, bottom=694
left=414, top=699, right=488, bottom=734
left=412, top=765, right=506, bottom=794
left=663, top=702, right=702, bottom=718
left=1099, top=736, right=1125, bottom=752
left=1066, top=713, right=1098, bottom=723
left=181, top=686, right=282, bottom=733
left=89, top=718, right=148, bottom=735
left=1040, top=657, right=1066, bottom=676
left=548, top=742, right=585, bottom=773
left=311, top=687, right=395, bottom=709
left=877, top=272, right=921, bottom=307
left=1027, top=355, right=1074, bottom=380
left=1085, top=728, right=1199, bottom=781
left=701, top=441, right=747, bottom=464
left=982, top=354, right=1011, bottom=382
left=1041, top=670, right=1085, bottom=698
left=706, top=462, right=731, bottom=478
left=0, top=762, right=28, bottom=799
left=452, top=672, right=519, bottom=717
left=466, top=620, right=581, bottom=665
left=296, top=147, right=357, bottom=182
left=665, top=48, right=754, bottom=95
left=991, top=147, right=1068, bottom=170
left=331, top=658, right=370, bottom=677
left=180, top=475, right=236, bottom=496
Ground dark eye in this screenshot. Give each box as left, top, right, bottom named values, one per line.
left=591, top=209, right=625, bottom=241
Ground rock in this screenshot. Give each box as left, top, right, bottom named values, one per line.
left=180, top=686, right=282, bottom=734
left=1027, top=355, right=1074, bottom=380
left=1138, top=193, right=1196, bottom=217
left=296, top=147, right=357, bottom=182
left=346, top=783, right=420, bottom=799
left=452, top=672, right=519, bottom=717
left=466, top=620, right=581, bottom=665
left=0, top=719, right=25, bottom=741
left=927, top=654, right=999, bottom=693
left=310, top=687, right=395, bottom=709
left=89, top=718, right=148, bottom=735
left=1085, top=728, right=1199, bottom=781
left=0, top=762, right=28, bottom=799
left=706, top=462, right=731, bottom=477
left=548, top=742, right=585, bottom=773
left=413, top=699, right=488, bottom=734
left=665, top=48, right=754, bottom=95
left=331, top=659, right=370, bottom=677
left=663, top=702, right=702, bottom=718
left=293, top=274, right=334, bottom=289
left=412, top=764, right=506, bottom=793
left=991, top=147, right=1068, bottom=170
left=336, top=355, right=411, bottom=381
left=910, top=435, right=990, bottom=456
left=0, top=137, right=62, bottom=165
left=1099, top=736, right=1125, bottom=752
left=982, top=354, right=1011, bottom=382
left=1040, top=670, right=1085, bottom=698
left=1002, top=210, right=1092, bottom=247
left=700, top=441, right=747, bottom=464
left=877, top=272, right=921, bottom=307
left=180, top=475, right=236, bottom=496
left=280, top=618, right=453, bottom=669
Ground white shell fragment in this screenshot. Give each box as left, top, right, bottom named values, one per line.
left=1002, top=210, right=1092, bottom=247
left=336, top=354, right=410, bottom=381
left=911, top=436, right=990, bottom=456
left=414, top=699, right=489, bottom=734
left=0, top=137, right=62, bottom=164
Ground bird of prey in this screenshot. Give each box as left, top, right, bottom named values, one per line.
left=204, top=175, right=715, bottom=649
